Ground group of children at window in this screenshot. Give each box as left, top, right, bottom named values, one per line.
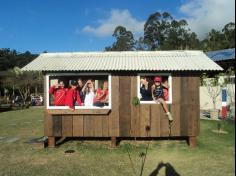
left=49, top=78, right=109, bottom=110
left=140, top=76, right=173, bottom=122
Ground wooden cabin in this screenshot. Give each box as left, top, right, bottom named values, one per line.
left=22, top=51, right=223, bottom=148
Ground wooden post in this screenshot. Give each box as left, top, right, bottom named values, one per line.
left=111, top=137, right=117, bottom=148
left=48, top=137, right=56, bottom=148
left=188, top=136, right=197, bottom=148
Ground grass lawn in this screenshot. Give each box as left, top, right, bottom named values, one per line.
left=0, top=107, right=235, bottom=176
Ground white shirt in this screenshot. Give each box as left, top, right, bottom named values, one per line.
left=84, top=91, right=95, bottom=106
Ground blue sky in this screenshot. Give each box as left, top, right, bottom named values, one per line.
left=0, top=0, right=235, bottom=54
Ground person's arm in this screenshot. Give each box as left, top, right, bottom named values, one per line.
left=162, top=83, right=169, bottom=89
left=151, top=85, right=155, bottom=101
left=81, top=81, right=88, bottom=93
left=49, top=86, right=56, bottom=94
left=76, top=91, right=82, bottom=106
left=101, top=90, right=109, bottom=103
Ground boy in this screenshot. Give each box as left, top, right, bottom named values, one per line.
left=49, top=80, right=66, bottom=106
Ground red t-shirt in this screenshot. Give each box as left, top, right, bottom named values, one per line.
left=49, top=86, right=67, bottom=106
left=163, top=88, right=169, bottom=101
left=65, top=88, right=77, bottom=109
left=95, top=88, right=109, bottom=102
left=76, top=90, right=82, bottom=106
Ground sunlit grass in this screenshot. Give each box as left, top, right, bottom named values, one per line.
left=0, top=107, right=234, bottom=176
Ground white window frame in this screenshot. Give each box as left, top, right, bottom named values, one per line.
left=46, top=73, right=112, bottom=110
left=137, top=73, right=172, bottom=104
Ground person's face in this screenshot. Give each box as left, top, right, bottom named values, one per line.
left=72, top=85, right=77, bottom=89
left=78, top=80, right=83, bottom=87
left=154, top=81, right=160, bottom=86
left=140, top=78, right=147, bottom=85
left=59, top=81, right=64, bottom=88
left=103, top=82, right=108, bottom=89
left=87, top=80, right=93, bottom=88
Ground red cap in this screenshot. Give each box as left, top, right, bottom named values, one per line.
left=154, top=76, right=162, bottom=82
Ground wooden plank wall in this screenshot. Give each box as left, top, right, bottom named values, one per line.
left=44, top=74, right=200, bottom=138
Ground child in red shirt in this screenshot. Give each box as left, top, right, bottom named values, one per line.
left=94, top=81, right=109, bottom=107
left=49, top=80, right=66, bottom=106
left=65, top=80, right=82, bottom=110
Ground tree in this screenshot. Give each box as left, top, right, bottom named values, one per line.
left=144, top=12, right=173, bottom=50
left=222, top=22, right=235, bottom=49
left=3, top=67, right=43, bottom=105
left=144, top=12, right=200, bottom=50
left=0, top=48, right=37, bottom=71
left=105, top=26, right=135, bottom=51
left=200, top=22, right=235, bottom=51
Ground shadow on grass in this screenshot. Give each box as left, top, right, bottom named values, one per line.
left=54, top=137, right=189, bottom=147
left=149, top=162, right=180, bottom=176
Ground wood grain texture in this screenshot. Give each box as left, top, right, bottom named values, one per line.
left=119, top=76, right=131, bottom=137
left=150, top=105, right=161, bottom=137
left=94, top=116, right=103, bottom=137
left=130, top=76, right=140, bottom=137
left=171, top=76, right=181, bottom=136
left=83, top=115, right=94, bottom=137
left=140, top=104, right=151, bottom=137
left=52, top=115, right=62, bottom=137
left=62, top=115, right=73, bottom=137
left=109, top=75, right=120, bottom=137
left=160, top=106, right=170, bottom=137
left=102, top=115, right=109, bottom=137
left=44, top=111, right=53, bottom=136
left=73, top=115, right=84, bottom=136
left=180, top=76, right=189, bottom=136
left=47, top=109, right=110, bottom=115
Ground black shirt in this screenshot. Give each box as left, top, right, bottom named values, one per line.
left=140, top=85, right=153, bottom=101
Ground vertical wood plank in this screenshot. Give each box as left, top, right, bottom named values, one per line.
left=52, top=115, right=62, bottom=137
left=150, top=105, right=161, bottom=137
left=119, top=76, right=131, bottom=137
left=160, top=107, right=169, bottom=137
left=188, top=76, right=200, bottom=136
left=140, top=105, right=151, bottom=137
left=44, top=111, right=53, bottom=136
left=73, top=115, right=84, bottom=137
left=94, top=116, right=103, bottom=137
left=83, top=115, right=94, bottom=137
left=130, top=76, right=140, bottom=137
left=109, top=75, right=120, bottom=137
left=171, top=76, right=181, bottom=136
left=102, top=115, right=109, bottom=137
left=180, top=76, right=189, bottom=136
left=61, top=115, right=73, bottom=137
left=48, top=137, right=55, bottom=148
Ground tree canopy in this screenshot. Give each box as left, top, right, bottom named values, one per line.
left=105, top=11, right=234, bottom=52
left=0, top=48, right=38, bottom=71
left=105, top=26, right=135, bottom=51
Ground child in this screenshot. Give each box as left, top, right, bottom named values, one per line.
left=151, top=76, right=173, bottom=122
left=65, top=80, right=79, bottom=110
left=82, top=79, right=95, bottom=107
left=162, top=78, right=169, bottom=101
left=140, top=76, right=153, bottom=101
left=49, top=80, right=66, bottom=106
left=93, top=80, right=109, bottom=107
left=77, top=78, right=85, bottom=104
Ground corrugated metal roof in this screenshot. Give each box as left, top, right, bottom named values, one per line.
left=22, top=51, right=223, bottom=71
left=206, top=48, right=235, bottom=62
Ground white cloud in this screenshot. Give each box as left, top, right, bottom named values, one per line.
left=82, top=9, right=145, bottom=37
left=180, top=0, right=235, bottom=39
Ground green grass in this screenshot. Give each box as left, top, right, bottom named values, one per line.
left=0, top=107, right=235, bottom=176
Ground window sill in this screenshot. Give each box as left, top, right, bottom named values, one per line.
left=47, top=109, right=111, bottom=115
left=140, top=101, right=172, bottom=104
